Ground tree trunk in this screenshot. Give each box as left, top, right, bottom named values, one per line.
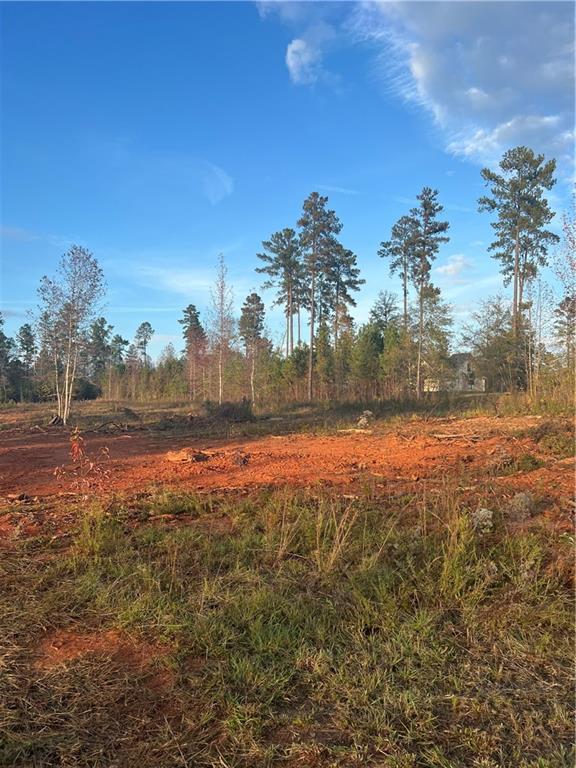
left=54, top=351, right=62, bottom=420
left=297, top=306, right=301, bottom=346
left=250, top=345, right=256, bottom=404
left=288, top=285, right=293, bottom=355
left=512, top=229, right=520, bottom=338
left=416, top=282, right=424, bottom=399
left=188, top=349, right=193, bottom=402
left=308, top=272, right=315, bottom=401
left=402, top=268, right=408, bottom=332
left=218, top=346, right=223, bottom=405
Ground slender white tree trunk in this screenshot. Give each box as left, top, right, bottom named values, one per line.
left=218, top=345, right=223, bottom=404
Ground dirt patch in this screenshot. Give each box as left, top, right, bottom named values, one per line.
left=1, top=415, right=572, bottom=531
left=32, top=628, right=174, bottom=691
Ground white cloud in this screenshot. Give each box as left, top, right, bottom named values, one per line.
left=262, top=3, right=574, bottom=169
left=136, top=265, right=214, bottom=297
left=347, top=1, right=574, bottom=169
left=436, top=254, right=472, bottom=278
left=286, top=38, right=321, bottom=85
left=261, top=4, right=343, bottom=86
left=440, top=273, right=503, bottom=301
left=447, top=115, right=572, bottom=167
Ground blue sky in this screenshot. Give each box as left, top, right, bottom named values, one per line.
left=1, top=1, right=574, bottom=358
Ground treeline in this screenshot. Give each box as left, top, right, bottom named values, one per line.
left=0, top=147, right=574, bottom=421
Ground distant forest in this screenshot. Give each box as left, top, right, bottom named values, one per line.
left=1, top=146, right=574, bottom=422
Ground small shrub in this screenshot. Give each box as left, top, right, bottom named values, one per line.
left=519, top=419, right=574, bottom=458
left=470, top=507, right=495, bottom=534
left=203, top=399, right=254, bottom=422
left=499, top=453, right=544, bottom=475
left=73, top=378, right=101, bottom=400
left=539, top=431, right=573, bottom=459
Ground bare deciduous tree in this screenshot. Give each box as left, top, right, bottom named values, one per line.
left=37, top=245, right=105, bottom=425
left=209, top=254, right=235, bottom=404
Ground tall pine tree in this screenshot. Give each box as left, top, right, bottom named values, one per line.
left=239, top=292, right=265, bottom=404
left=298, top=192, right=342, bottom=401
left=378, top=215, right=418, bottom=332
left=257, top=228, right=302, bottom=356
left=409, top=188, right=450, bottom=398
left=478, top=146, right=558, bottom=337
left=179, top=304, right=207, bottom=401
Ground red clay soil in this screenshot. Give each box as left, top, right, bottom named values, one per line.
left=33, top=628, right=166, bottom=671
left=32, top=628, right=175, bottom=693
left=0, top=415, right=573, bottom=508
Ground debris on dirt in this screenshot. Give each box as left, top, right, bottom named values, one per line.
left=192, top=451, right=212, bottom=462
left=87, top=420, right=127, bottom=433
left=357, top=410, right=374, bottom=429
left=487, top=447, right=514, bottom=473
left=233, top=451, right=250, bottom=467
left=470, top=507, right=494, bottom=534
left=5, top=492, right=32, bottom=503
left=508, top=491, right=537, bottom=521
left=165, top=448, right=214, bottom=463
left=338, top=428, right=374, bottom=434
left=48, top=415, right=63, bottom=426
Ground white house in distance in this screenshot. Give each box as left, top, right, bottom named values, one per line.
left=424, top=353, right=486, bottom=393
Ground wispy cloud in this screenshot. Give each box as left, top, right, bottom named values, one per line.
left=135, top=265, right=214, bottom=297
left=1, top=225, right=76, bottom=248
left=263, top=2, right=574, bottom=173
left=93, top=138, right=234, bottom=206
left=1, top=226, right=41, bottom=242
left=348, top=1, right=574, bottom=170
left=316, top=184, right=360, bottom=196
left=286, top=38, right=322, bottom=85
left=107, top=306, right=185, bottom=314
left=115, top=250, right=254, bottom=312
left=200, top=161, right=234, bottom=205
left=0, top=308, right=26, bottom=318
left=440, top=273, right=502, bottom=300
left=391, top=195, right=415, bottom=207
left=436, top=253, right=472, bottom=279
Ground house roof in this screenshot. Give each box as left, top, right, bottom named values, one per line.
left=449, top=352, right=472, bottom=367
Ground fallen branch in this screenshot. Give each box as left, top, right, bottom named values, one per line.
left=431, top=433, right=481, bottom=441
left=337, top=428, right=373, bottom=435
left=82, top=421, right=127, bottom=434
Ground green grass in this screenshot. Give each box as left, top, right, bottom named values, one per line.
left=0, top=487, right=573, bottom=767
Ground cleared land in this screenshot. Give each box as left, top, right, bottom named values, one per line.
left=0, top=402, right=574, bottom=767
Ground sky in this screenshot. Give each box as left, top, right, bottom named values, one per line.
left=1, top=0, right=574, bottom=359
